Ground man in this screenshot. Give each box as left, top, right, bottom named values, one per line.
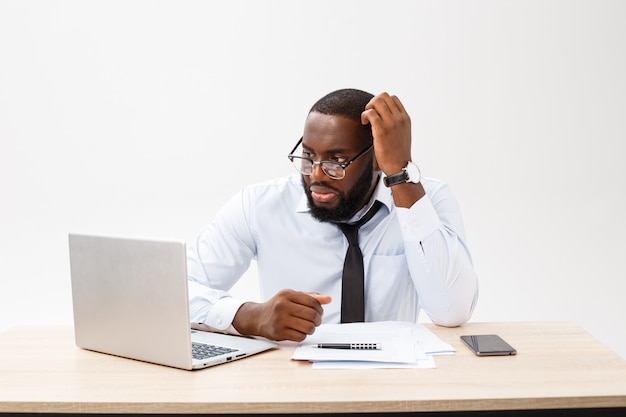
left=187, top=89, right=478, bottom=342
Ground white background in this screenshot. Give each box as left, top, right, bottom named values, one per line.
left=2, top=1, right=625, bottom=358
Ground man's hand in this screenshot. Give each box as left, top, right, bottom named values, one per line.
left=361, top=92, right=412, bottom=176
left=361, top=92, right=425, bottom=207
left=232, top=289, right=332, bottom=342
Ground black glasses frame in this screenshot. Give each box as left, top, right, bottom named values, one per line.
left=287, top=137, right=374, bottom=180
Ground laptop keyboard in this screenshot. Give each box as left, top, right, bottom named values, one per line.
left=192, top=342, right=238, bottom=360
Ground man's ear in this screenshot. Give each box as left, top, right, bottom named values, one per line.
left=373, top=156, right=380, bottom=172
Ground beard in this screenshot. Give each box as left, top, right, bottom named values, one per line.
left=302, top=164, right=377, bottom=223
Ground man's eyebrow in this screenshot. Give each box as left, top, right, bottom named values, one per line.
left=302, top=143, right=350, bottom=155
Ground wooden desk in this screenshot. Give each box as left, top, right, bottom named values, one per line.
left=1, top=322, right=625, bottom=415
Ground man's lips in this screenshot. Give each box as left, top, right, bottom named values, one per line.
left=310, top=185, right=339, bottom=203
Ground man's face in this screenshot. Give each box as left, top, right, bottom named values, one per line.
left=300, top=112, right=378, bottom=223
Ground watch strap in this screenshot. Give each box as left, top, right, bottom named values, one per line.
left=383, top=170, right=409, bottom=187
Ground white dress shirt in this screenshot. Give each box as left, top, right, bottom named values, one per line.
left=187, top=173, right=478, bottom=332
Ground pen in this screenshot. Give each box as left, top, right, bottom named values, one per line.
left=314, top=343, right=382, bottom=350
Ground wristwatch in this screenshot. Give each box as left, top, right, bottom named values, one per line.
left=383, top=161, right=421, bottom=187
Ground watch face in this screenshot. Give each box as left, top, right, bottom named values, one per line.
left=406, top=162, right=421, bottom=183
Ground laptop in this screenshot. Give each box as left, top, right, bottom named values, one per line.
left=68, top=233, right=276, bottom=370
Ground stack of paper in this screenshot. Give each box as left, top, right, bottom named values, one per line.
left=292, top=321, right=454, bottom=369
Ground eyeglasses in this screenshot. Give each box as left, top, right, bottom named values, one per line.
left=287, top=137, right=374, bottom=180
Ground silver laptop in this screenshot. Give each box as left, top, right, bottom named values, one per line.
left=68, top=233, right=276, bottom=370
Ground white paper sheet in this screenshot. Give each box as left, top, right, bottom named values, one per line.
left=292, top=321, right=454, bottom=369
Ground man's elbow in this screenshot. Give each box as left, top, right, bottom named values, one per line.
left=426, top=299, right=476, bottom=327
left=430, top=313, right=471, bottom=328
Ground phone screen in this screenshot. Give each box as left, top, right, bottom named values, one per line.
left=460, top=334, right=517, bottom=356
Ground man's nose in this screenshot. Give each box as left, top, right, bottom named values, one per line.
left=310, top=162, right=328, bottom=181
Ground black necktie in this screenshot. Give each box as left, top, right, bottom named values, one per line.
left=336, top=200, right=383, bottom=323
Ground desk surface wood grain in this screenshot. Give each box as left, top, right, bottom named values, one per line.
left=1, top=321, right=625, bottom=414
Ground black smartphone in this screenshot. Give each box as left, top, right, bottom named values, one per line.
left=460, top=334, right=517, bottom=356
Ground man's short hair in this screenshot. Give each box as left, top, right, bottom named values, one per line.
left=309, top=88, right=374, bottom=142
left=310, top=88, right=374, bottom=121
